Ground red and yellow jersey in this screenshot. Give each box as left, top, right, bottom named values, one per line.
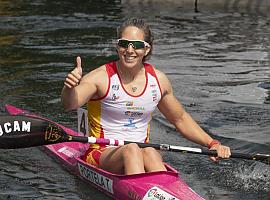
left=87, top=61, right=162, bottom=148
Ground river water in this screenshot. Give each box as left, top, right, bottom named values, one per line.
left=0, top=0, right=270, bottom=199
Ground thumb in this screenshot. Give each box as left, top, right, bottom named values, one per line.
left=76, top=56, right=82, bottom=75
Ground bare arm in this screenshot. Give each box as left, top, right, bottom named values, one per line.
left=61, top=56, right=107, bottom=110
left=61, top=81, right=97, bottom=111
left=156, top=70, right=231, bottom=159
left=157, top=71, right=212, bottom=147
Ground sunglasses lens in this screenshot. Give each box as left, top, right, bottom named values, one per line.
left=132, top=41, right=145, bottom=49
left=117, top=40, right=146, bottom=49
left=118, top=39, right=129, bottom=48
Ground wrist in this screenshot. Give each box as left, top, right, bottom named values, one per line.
left=208, top=139, right=221, bottom=149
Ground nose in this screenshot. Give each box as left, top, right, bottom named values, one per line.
left=127, top=43, right=135, bottom=52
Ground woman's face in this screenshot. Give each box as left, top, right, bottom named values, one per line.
left=117, top=26, right=150, bottom=68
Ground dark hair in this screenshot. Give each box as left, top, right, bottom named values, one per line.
left=117, top=18, right=154, bottom=61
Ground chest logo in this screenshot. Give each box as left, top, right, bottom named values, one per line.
left=112, top=84, right=119, bottom=90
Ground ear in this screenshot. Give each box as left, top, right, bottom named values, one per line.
left=145, top=46, right=151, bottom=56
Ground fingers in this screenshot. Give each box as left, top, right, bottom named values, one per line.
left=219, top=146, right=231, bottom=158
left=64, top=56, right=83, bottom=89
left=64, top=71, right=81, bottom=88
left=217, top=145, right=231, bottom=159
left=209, top=145, right=231, bottom=163
left=76, top=56, right=82, bottom=75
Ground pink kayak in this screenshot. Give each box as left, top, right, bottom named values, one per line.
left=5, top=104, right=204, bottom=200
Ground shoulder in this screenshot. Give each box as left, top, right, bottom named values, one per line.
left=84, top=64, right=107, bottom=78
left=145, top=64, right=166, bottom=82
left=81, top=64, right=108, bottom=85
left=152, top=67, right=172, bottom=96
left=146, top=64, right=166, bottom=81
left=152, top=68, right=165, bottom=81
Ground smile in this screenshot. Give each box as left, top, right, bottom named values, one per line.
left=124, top=55, right=137, bottom=62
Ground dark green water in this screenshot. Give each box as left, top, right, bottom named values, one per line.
left=0, top=0, right=270, bottom=199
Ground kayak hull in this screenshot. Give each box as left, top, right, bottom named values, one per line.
left=5, top=104, right=204, bottom=200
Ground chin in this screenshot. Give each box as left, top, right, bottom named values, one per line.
left=121, top=57, right=142, bottom=68
left=125, top=61, right=140, bottom=69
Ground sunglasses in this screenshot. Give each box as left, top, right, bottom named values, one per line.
left=117, top=39, right=150, bottom=49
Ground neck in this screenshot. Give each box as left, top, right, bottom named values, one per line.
left=117, top=62, right=144, bottom=83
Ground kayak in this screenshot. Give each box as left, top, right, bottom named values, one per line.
left=5, top=104, right=204, bottom=200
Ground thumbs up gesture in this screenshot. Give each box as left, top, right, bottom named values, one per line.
left=64, top=56, right=83, bottom=89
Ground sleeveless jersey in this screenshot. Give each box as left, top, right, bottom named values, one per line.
left=87, top=61, right=162, bottom=148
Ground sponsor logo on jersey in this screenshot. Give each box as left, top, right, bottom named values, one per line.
left=125, top=111, right=143, bottom=117
left=126, top=101, right=134, bottom=106
left=123, top=118, right=137, bottom=130
left=125, top=101, right=145, bottom=111
left=151, top=89, right=158, bottom=102
left=112, top=93, right=120, bottom=101
left=112, top=84, right=119, bottom=90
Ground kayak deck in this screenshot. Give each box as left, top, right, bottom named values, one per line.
left=5, top=104, right=204, bottom=200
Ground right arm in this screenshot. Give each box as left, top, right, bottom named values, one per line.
left=61, top=56, right=106, bottom=110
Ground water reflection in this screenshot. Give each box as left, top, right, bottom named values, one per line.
left=121, top=0, right=270, bottom=16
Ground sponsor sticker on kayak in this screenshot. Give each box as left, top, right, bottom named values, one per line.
left=143, top=186, right=179, bottom=200
left=78, top=163, right=113, bottom=194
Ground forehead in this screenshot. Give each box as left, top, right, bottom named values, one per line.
left=121, top=26, right=145, bottom=40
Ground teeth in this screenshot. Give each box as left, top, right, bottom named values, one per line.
left=125, top=56, right=135, bottom=61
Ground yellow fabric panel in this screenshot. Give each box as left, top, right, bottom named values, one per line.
left=87, top=100, right=103, bottom=149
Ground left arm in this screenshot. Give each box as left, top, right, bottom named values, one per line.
left=156, top=70, right=231, bottom=160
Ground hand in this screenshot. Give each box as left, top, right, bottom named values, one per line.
left=209, top=144, right=231, bottom=162
left=64, top=56, right=83, bottom=89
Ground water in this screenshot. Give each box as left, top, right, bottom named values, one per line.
left=0, top=0, right=270, bottom=199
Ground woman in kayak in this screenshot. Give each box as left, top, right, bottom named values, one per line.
left=61, top=18, right=231, bottom=175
